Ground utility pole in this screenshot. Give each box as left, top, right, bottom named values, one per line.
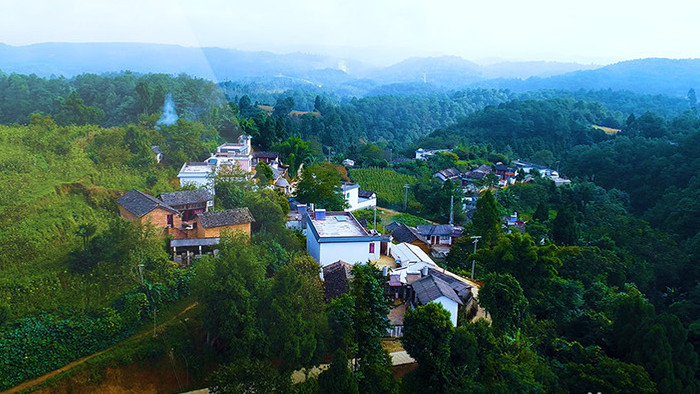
left=403, top=184, right=410, bottom=211
left=449, top=195, right=454, bottom=225
left=373, top=204, right=377, bottom=231
left=470, top=235, right=481, bottom=279
left=153, top=306, right=158, bottom=337
left=324, top=146, right=333, bottom=162
left=138, top=263, right=145, bottom=285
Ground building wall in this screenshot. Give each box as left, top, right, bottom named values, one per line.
left=143, top=208, right=181, bottom=229
left=194, top=221, right=251, bottom=238
left=118, top=205, right=139, bottom=222
left=119, top=206, right=181, bottom=231
left=317, top=240, right=380, bottom=266
left=307, top=232, right=321, bottom=262
left=348, top=196, right=377, bottom=212
left=178, top=175, right=211, bottom=190
left=433, top=296, right=459, bottom=327
left=344, top=187, right=359, bottom=211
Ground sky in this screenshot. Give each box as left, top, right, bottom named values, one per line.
left=2, top=0, right=699, bottom=66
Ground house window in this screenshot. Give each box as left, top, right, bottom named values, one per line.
left=369, top=243, right=375, bottom=253
left=167, top=214, right=173, bottom=228
left=440, top=235, right=451, bottom=244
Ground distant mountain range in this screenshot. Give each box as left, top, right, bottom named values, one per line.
left=1, top=42, right=698, bottom=97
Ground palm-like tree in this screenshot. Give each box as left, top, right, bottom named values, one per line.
left=75, top=223, right=97, bottom=249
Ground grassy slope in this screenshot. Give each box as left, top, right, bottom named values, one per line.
left=0, top=123, right=175, bottom=317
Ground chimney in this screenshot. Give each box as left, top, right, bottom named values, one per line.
left=421, top=266, right=428, bottom=277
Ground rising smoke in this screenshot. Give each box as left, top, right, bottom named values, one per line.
left=156, top=93, right=178, bottom=128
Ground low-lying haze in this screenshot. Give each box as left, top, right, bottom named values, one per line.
left=3, top=0, right=699, bottom=66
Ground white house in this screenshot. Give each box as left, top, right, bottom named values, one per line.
left=178, top=135, right=254, bottom=191
left=305, top=210, right=382, bottom=267
left=177, top=162, right=214, bottom=191
left=342, top=182, right=377, bottom=212
left=412, top=275, right=463, bottom=327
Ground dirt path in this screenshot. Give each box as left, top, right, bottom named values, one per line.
left=4, top=302, right=200, bottom=394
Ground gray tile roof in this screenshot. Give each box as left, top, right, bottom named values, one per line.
left=428, top=268, right=473, bottom=301
left=413, top=275, right=463, bottom=306
left=358, top=190, right=376, bottom=199
left=170, top=237, right=221, bottom=248
left=158, top=190, right=213, bottom=207
left=196, top=208, right=255, bottom=228
left=322, top=260, right=354, bottom=301
left=416, top=224, right=455, bottom=237
left=253, top=151, right=280, bottom=159
left=390, top=222, right=429, bottom=245
left=434, top=167, right=461, bottom=180
left=117, top=189, right=178, bottom=217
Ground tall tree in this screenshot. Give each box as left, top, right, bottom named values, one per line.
left=478, top=273, right=529, bottom=335
left=260, top=255, right=327, bottom=372
left=318, top=349, right=359, bottom=394
left=471, top=190, right=501, bottom=246
left=193, top=234, right=267, bottom=360
left=295, top=162, right=347, bottom=210
left=552, top=206, right=577, bottom=245
left=349, top=264, right=396, bottom=394
left=402, top=303, right=454, bottom=391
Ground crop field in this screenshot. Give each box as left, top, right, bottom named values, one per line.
left=350, top=168, right=417, bottom=204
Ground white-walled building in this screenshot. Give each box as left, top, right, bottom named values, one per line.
left=305, top=210, right=382, bottom=266
left=342, top=182, right=377, bottom=212
left=412, top=275, right=463, bottom=327
left=178, top=135, right=254, bottom=191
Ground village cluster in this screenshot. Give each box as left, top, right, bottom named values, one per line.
left=118, top=139, right=571, bottom=334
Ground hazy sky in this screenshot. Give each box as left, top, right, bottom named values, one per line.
left=2, top=0, right=699, bottom=65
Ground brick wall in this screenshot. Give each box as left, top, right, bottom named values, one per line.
left=195, top=220, right=251, bottom=238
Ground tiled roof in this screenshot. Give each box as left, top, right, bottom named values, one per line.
left=275, top=177, right=290, bottom=187
left=323, top=260, right=354, bottom=300
left=117, top=189, right=178, bottom=217
left=385, top=222, right=401, bottom=233
left=416, top=224, right=456, bottom=237
left=390, top=223, right=429, bottom=245
left=358, top=190, right=376, bottom=199
left=434, top=167, right=461, bottom=180
left=428, top=268, right=473, bottom=301
left=158, top=190, right=213, bottom=207
left=412, top=275, right=463, bottom=306
left=196, top=208, right=255, bottom=228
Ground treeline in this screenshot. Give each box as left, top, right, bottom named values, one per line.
left=0, top=71, right=229, bottom=127
left=3, top=70, right=693, bottom=156
left=435, top=186, right=700, bottom=393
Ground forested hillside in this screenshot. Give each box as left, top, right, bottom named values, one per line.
left=1, top=68, right=700, bottom=392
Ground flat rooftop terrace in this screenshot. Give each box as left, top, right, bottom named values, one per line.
left=309, top=212, right=368, bottom=237
left=179, top=162, right=212, bottom=174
